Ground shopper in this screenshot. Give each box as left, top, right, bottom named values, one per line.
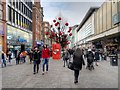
left=73, top=48, right=85, bottom=84
left=63, top=49, right=70, bottom=67
left=1, top=51, right=7, bottom=68
left=7, top=50, right=12, bottom=65
left=42, top=44, right=50, bottom=75
left=33, top=47, right=40, bottom=74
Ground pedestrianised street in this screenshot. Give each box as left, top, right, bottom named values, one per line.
left=2, top=58, right=118, bottom=88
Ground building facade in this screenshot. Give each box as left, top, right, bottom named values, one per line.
left=6, top=0, right=33, bottom=51
left=0, top=1, right=6, bottom=53
left=69, top=25, right=78, bottom=49
left=43, top=21, right=51, bottom=46
left=76, top=7, right=98, bottom=49
left=32, top=0, right=44, bottom=48
left=86, top=1, right=120, bottom=53
left=76, top=0, right=120, bottom=54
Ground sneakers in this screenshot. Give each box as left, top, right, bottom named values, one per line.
left=33, top=72, right=36, bottom=74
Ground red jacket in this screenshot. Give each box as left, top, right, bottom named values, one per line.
left=42, top=48, right=50, bottom=58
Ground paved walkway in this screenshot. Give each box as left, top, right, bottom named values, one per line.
left=2, top=57, right=118, bottom=88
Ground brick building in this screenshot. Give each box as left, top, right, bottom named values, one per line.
left=32, top=0, right=44, bottom=48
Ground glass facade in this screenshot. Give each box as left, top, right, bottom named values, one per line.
left=8, top=0, right=32, bottom=31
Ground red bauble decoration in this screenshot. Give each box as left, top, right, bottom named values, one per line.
left=69, top=27, right=72, bottom=31
left=58, top=17, right=62, bottom=20
left=59, top=32, right=62, bottom=35
left=68, top=30, right=70, bottom=33
left=65, top=22, right=69, bottom=26
left=69, top=33, right=72, bottom=36
left=49, top=35, right=52, bottom=38
left=53, top=20, right=56, bottom=23
left=52, top=32, right=55, bottom=36
left=45, top=31, right=49, bottom=35
left=64, top=35, right=67, bottom=38
left=55, top=23, right=58, bottom=26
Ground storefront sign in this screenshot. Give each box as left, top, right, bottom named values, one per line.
left=18, top=38, right=27, bottom=43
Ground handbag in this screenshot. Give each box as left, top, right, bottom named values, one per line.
left=68, top=62, right=74, bottom=70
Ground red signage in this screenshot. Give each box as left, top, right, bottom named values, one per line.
left=52, top=43, right=61, bottom=60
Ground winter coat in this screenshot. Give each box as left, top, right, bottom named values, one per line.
left=33, top=51, right=40, bottom=64
left=86, top=51, right=94, bottom=63
left=42, top=48, right=50, bottom=58
left=63, top=51, right=70, bottom=61
left=73, top=53, right=85, bottom=70
left=94, top=51, right=99, bottom=60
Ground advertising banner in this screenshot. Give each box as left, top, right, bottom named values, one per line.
left=52, top=43, right=61, bottom=60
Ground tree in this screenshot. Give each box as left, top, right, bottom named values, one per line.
left=45, top=16, right=72, bottom=49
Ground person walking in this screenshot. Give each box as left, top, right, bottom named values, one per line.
left=1, top=51, right=7, bottom=68
left=94, top=49, right=100, bottom=66
left=16, top=50, right=20, bottom=65
left=22, top=51, right=27, bottom=63
left=86, top=49, right=94, bottom=68
left=73, top=48, right=85, bottom=84
left=33, top=47, right=40, bottom=74
left=7, top=50, right=12, bottom=65
left=63, top=49, right=70, bottom=67
left=29, top=49, right=33, bottom=64
left=41, top=44, right=50, bottom=75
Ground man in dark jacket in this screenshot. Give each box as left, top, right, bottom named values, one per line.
left=73, top=48, right=85, bottom=84
left=86, top=49, right=94, bottom=68
left=33, top=47, right=40, bottom=74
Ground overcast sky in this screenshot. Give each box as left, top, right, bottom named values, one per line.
left=41, top=0, right=104, bottom=26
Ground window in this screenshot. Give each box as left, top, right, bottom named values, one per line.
left=16, top=0, right=18, bottom=9
left=8, top=6, right=12, bottom=22
left=0, top=4, right=2, bottom=10
left=0, top=4, right=2, bottom=20
left=16, top=12, right=18, bottom=25
left=22, top=3, right=23, bottom=13
left=19, top=2, right=21, bottom=11
left=19, top=14, right=21, bottom=26
left=13, top=10, right=15, bottom=23
left=0, top=10, right=2, bottom=20
left=13, top=0, right=15, bottom=7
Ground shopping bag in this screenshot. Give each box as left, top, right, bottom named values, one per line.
left=68, top=62, right=74, bottom=70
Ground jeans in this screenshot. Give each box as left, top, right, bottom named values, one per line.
left=1, top=59, right=6, bottom=68
left=42, top=58, right=49, bottom=72
left=74, top=70, right=79, bottom=81
left=33, top=60, right=39, bottom=73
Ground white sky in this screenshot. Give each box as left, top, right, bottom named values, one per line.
left=41, top=0, right=105, bottom=26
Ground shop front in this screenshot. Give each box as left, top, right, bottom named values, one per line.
left=0, top=22, right=4, bottom=52
left=7, top=25, right=32, bottom=51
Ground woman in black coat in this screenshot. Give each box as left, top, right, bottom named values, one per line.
left=73, top=48, right=85, bottom=84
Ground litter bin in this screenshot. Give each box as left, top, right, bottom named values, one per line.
left=109, top=55, right=118, bottom=66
